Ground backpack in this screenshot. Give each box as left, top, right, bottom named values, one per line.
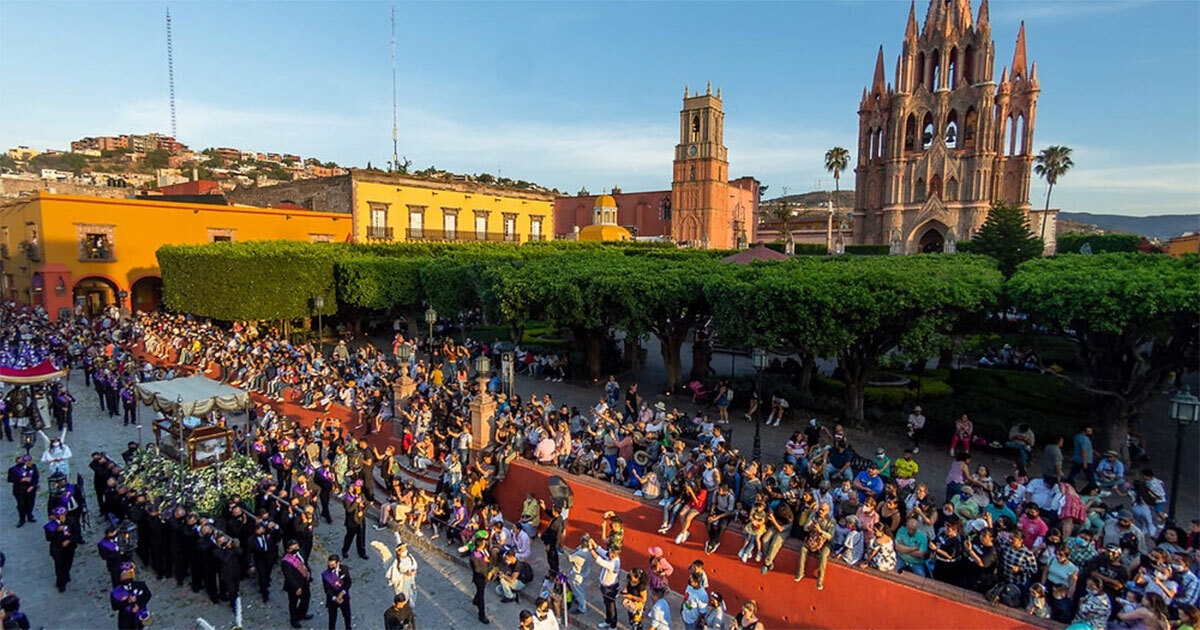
left=987, top=582, right=1023, bottom=608
left=517, top=561, right=534, bottom=584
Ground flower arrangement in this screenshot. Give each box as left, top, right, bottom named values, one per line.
left=124, top=447, right=266, bottom=517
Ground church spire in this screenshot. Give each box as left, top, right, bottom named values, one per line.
left=977, top=0, right=990, bottom=32
left=872, top=46, right=887, bottom=93
left=905, top=0, right=918, bottom=42
left=1011, top=21, right=1028, bottom=79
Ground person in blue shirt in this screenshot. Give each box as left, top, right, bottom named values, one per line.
left=894, top=517, right=930, bottom=576
left=853, top=464, right=884, bottom=502
left=1067, top=425, right=1094, bottom=484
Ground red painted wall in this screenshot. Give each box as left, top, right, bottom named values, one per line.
left=496, top=461, right=1043, bottom=630
left=553, top=190, right=673, bottom=238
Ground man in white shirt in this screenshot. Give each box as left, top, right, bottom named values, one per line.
left=646, top=587, right=672, bottom=630
left=906, top=406, right=926, bottom=454
left=1025, top=475, right=1064, bottom=514
left=512, top=525, right=532, bottom=562
left=588, top=541, right=621, bottom=629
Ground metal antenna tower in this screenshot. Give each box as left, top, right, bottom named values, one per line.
left=391, top=3, right=399, bottom=172
left=166, top=8, right=177, bottom=138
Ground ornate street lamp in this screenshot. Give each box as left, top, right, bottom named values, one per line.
left=397, top=342, right=412, bottom=364
left=474, top=354, right=492, bottom=380
left=311, top=294, right=326, bottom=354
left=1168, top=387, right=1199, bottom=519
left=424, top=307, right=438, bottom=344
left=751, top=347, right=768, bottom=462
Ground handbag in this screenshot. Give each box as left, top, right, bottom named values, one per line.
left=805, top=528, right=826, bottom=553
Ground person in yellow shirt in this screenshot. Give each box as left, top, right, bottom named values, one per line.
left=431, top=365, right=444, bottom=388
left=893, top=448, right=920, bottom=489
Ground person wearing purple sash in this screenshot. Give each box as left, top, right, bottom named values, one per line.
left=98, top=524, right=130, bottom=586
left=314, top=460, right=335, bottom=523
left=109, top=563, right=152, bottom=630
left=7, top=454, right=38, bottom=526
left=280, top=540, right=313, bottom=629
left=322, top=554, right=353, bottom=630
left=44, top=507, right=77, bottom=592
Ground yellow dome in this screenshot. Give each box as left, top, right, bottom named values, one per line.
left=578, top=224, right=632, bottom=242
left=594, top=194, right=617, bottom=208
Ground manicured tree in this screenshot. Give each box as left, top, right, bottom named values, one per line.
left=336, top=256, right=427, bottom=338
left=819, top=255, right=1002, bottom=422
left=157, top=241, right=346, bottom=321
left=1007, top=253, right=1200, bottom=452
left=960, top=201, right=1044, bottom=277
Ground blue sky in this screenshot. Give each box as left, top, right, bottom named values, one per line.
left=1, top=0, right=1198, bottom=216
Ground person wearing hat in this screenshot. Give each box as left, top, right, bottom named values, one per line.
left=280, top=540, right=313, bottom=628
left=1099, top=508, right=1147, bottom=554
left=110, top=562, right=152, bottom=630
left=905, top=406, right=926, bottom=454
left=7, top=454, right=38, bottom=527
left=44, top=506, right=78, bottom=592
left=1094, top=450, right=1126, bottom=491
left=468, top=532, right=494, bottom=624
left=322, top=554, right=353, bottom=630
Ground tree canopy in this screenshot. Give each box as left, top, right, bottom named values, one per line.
left=1007, top=253, right=1200, bottom=451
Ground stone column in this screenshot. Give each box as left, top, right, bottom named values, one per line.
left=468, top=378, right=497, bottom=465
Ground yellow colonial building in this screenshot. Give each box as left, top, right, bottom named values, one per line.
left=0, top=192, right=352, bottom=320
left=226, top=169, right=555, bottom=244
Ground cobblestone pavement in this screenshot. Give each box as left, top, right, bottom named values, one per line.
left=0, top=370, right=533, bottom=630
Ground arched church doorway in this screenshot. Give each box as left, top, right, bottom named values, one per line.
left=918, top=227, right=946, bottom=253
left=131, top=276, right=163, bottom=313
left=73, top=276, right=119, bottom=318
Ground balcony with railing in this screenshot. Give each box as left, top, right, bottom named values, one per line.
left=20, top=241, right=41, bottom=262
left=405, top=228, right=525, bottom=243
left=366, top=225, right=394, bottom=241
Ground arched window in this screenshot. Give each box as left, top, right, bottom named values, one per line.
left=921, top=112, right=935, bottom=150
left=691, top=116, right=701, bottom=142
left=963, top=107, right=978, bottom=150
left=876, top=128, right=885, bottom=158
left=916, top=51, right=926, bottom=90
left=945, top=109, right=959, bottom=146
left=946, top=177, right=959, bottom=201
left=904, top=114, right=917, bottom=152
left=948, top=47, right=959, bottom=89
left=930, top=48, right=941, bottom=90
left=995, top=105, right=1006, bottom=152
left=690, top=165, right=696, bottom=181
left=1016, top=114, right=1027, bottom=155
left=915, top=177, right=926, bottom=202
left=1008, top=114, right=1019, bottom=156
left=929, top=174, right=943, bottom=199
left=868, top=127, right=876, bottom=160
left=963, top=45, right=975, bottom=84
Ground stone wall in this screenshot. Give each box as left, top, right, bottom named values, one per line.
left=0, top=177, right=133, bottom=200
left=225, top=175, right=353, bottom=214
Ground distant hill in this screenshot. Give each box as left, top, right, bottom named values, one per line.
left=1059, top=212, right=1198, bottom=239
left=765, top=190, right=855, bottom=208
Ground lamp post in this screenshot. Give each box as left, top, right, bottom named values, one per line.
left=469, top=353, right=496, bottom=464
left=751, top=347, right=768, bottom=462
left=312, top=295, right=326, bottom=355
left=1167, top=387, right=1200, bottom=520
left=424, top=307, right=438, bottom=348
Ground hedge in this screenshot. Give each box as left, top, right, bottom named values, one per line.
left=1056, top=233, right=1141, bottom=254
left=844, top=244, right=890, bottom=256
left=812, top=374, right=955, bottom=409
left=157, top=241, right=346, bottom=320
left=762, top=242, right=829, bottom=256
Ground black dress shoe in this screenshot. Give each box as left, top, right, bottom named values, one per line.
left=302, top=613, right=314, bottom=620
left=290, top=623, right=301, bottom=629
left=15, top=521, right=24, bottom=528
left=478, top=615, right=491, bottom=624
left=358, top=554, right=369, bottom=560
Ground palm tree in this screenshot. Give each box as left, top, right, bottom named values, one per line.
left=824, top=146, right=851, bottom=195
left=1034, top=145, right=1074, bottom=241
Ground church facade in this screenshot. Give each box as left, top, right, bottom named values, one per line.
left=852, top=0, right=1055, bottom=254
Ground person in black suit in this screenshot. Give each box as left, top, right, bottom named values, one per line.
left=44, top=507, right=78, bottom=592
left=7, top=455, right=38, bottom=526
left=321, top=555, right=352, bottom=630
left=167, top=508, right=191, bottom=586
left=196, top=525, right=220, bottom=603
left=110, top=563, right=152, bottom=630
left=213, top=535, right=242, bottom=613
left=97, top=525, right=129, bottom=587
left=251, top=522, right=278, bottom=603
left=341, top=484, right=368, bottom=560
left=280, top=540, right=313, bottom=629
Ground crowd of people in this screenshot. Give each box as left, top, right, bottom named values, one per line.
left=3, top=300, right=1199, bottom=630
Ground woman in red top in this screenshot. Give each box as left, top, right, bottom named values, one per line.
left=670, top=480, right=708, bottom=545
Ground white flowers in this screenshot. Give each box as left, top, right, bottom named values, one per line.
left=125, top=449, right=264, bottom=517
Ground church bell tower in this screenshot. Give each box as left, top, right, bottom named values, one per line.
left=671, top=83, right=732, bottom=249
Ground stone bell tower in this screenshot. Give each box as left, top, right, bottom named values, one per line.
left=671, top=83, right=733, bottom=249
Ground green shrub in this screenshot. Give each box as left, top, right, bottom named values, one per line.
left=811, top=374, right=954, bottom=410
left=1057, top=233, right=1141, bottom=254
left=948, top=368, right=1090, bottom=418
left=844, top=244, right=890, bottom=256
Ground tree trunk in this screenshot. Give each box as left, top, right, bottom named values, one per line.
left=1040, top=183, right=1053, bottom=241
left=1094, top=395, right=1133, bottom=458
left=659, top=335, right=685, bottom=394
left=840, top=351, right=875, bottom=426
left=844, top=379, right=866, bottom=425
left=689, top=334, right=712, bottom=380
left=400, top=308, right=421, bottom=340
left=797, top=352, right=816, bottom=395
left=585, top=333, right=603, bottom=382
left=624, top=337, right=640, bottom=370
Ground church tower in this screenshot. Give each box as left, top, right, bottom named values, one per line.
left=852, top=0, right=1044, bottom=253
left=672, top=83, right=733, bottom=249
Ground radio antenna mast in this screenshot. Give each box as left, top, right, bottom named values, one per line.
left=391, top=3, right=399, bottom=172
left=166, top=7, right=178, bottom=138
